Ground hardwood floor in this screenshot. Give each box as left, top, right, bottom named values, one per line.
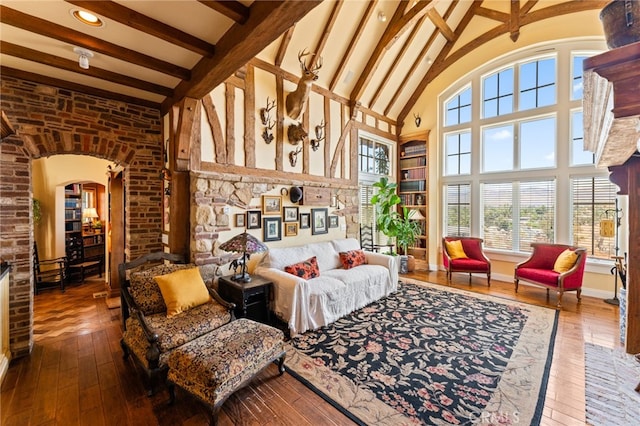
left=1, top=271, right=620, bottom=425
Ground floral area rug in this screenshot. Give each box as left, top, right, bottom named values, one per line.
left=284, top=279, right=558, bottom=425
left=584, top=343, right=640, bottom=426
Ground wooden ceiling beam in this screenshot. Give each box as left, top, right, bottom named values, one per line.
left=275, top=25, right=295, bottom=67
left=521, top=1, right=538, bottom=16
left=197, top=0, right=249, bottom=24
left=350, top=0, right=434, bottom=105
left=475, top=6, right=509, bottom=22
left=0, top=66, right=160, bottom=109
left=427, top=9, right=455, bottom=41
left=0, top=5, right=190, bottom=80
left=164, top=0, right=322, bottom=113
left=309, top=0, right=344, bottom=70
left=1, top=41, right=174, bottom=97
left=370, top=15, right=426, bottom=108
left=510, top=0, right=521, bottom=42
left=398, top=0, right=608, bottom=125
left=329, top=0, right=377, bottom=91
left=66, top=1, right=215, bottom=57
left=384, top=1, right=457, bottom=116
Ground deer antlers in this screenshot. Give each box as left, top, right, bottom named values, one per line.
left=310, top=119, right=325, bottom=152
left=298, top=48, right=323, bottom=74
left=260, top=97, right=276, bottom=144
left=289, top=146, right=302, bottom=167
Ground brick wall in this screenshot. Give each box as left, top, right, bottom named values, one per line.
left=0, top=76, right=162, bottom=358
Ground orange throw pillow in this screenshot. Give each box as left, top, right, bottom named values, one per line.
left=284, top=256, right=320, bottom=280
left=445, top=240, right=468, bottom=260
left=339, top=250, right=366, bottom=269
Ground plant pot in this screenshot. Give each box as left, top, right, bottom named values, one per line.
left=398, top=255, right=408, bottom=274
left=407, top=255, right=415, bottom=272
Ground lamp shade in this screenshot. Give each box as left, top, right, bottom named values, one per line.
left=82, top=207, right=98, bottom=221
left=408, top=208, right=425, bottom=220
left=219, top=232, right=268, bottom=254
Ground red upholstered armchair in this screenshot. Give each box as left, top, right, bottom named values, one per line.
left=514, top=243, right=587, bottom=308
left=442, top=237, right=491, bottom=285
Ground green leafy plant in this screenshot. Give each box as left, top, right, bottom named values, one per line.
left=32, top=198, right=42, bottom=226
left=370, top=177, right=401, bottom=239
left=395, top=207, right=422, bottom=255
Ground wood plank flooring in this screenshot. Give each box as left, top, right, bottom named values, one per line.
left=1, top=271, right=620, bottom=425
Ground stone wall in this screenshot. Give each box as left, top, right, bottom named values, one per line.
left=190, top=171, right=359, bottom=281
left=0, top=76, right=162, bottom=357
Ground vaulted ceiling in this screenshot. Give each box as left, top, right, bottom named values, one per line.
left=0, top=0, right=607, bottom=126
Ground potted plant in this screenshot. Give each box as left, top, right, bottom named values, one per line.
left=370, top=178, right=422, bottom=273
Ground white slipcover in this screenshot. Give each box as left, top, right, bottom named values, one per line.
left=255, top=238, right=398, bottom=335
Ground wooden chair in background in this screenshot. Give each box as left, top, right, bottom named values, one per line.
left=33, top=242, right=68, bottom=295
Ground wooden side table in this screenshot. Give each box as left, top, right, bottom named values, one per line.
left=217, top=275, right=272, bottom=323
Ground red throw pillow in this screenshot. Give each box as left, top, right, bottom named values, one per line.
left=284, top=256, right=320, bottom=279
left=339, top=249, right=366, bottom=270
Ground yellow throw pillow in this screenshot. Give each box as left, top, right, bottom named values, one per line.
left=154, top=267, right=211, bottom=318
left=553, top=249, right=578, bottom=273
left=445, top=240, right=468, bottom=260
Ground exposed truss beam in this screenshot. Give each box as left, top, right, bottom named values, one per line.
left=66, top=0, right=215, bottom=56
left=0, top=5, right=190, bottom=80
left=475, top=7, right=509, bottom=22
left=510, top=0, right=520, bottom=42
left=370, top=15, right=426, bottom=108
left=427, top=9, right=455, bottom=41
left=350, top=0, right=434, bottom=104
left=275, top=25, right=295, bottom=67
left=197, top=0, right=249, bottom=24
left=165, top=0, right=322, bottom=112
left=384, top=0, right=457, bottom=116
left=309, top=0, right=344, bottom=70
left=1, top=41, right=173, bottom=97
left=398, top=0, right=608, bottom=125
left=329, top=0, right=377, bottom=91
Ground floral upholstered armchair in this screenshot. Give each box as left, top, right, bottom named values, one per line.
left=514, top=243, right=587, bottom=308
left=119, top=252, right=235, bottom=394
left=442, top=236, right=491, bottom=285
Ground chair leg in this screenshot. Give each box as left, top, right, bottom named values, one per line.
left=556, top=290, right=563, bottom=308
left=576, top=288, right=582, bottom=302
left=468, top=273, right=472, bottom=285
left=487, top=272, right=491, bottom=287
left=514, top=278, right=519, bottom=293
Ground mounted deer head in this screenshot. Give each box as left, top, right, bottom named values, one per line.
left=286, top=49, right=322, bottom=120
left=289, top=146, right=302, bottom=167
left=287, top=122, right=307, bottom=145
left=260, top=97, right=276, bottom=126
left=310, top=119, right=325, bottom=152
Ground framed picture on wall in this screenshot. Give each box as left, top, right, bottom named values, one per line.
left=235, top=213, right=245, bottom=228
left=262, top=195, right=282, bottom=216
left=247, top=210, right=261, bottom=229
left=283, top=206, right=298, bottom=222
left=299, top=213, right=310, bottom=229
left=263, top=217, right=282, bottom=241
left=284, top=222, right=298, bottom=237
left=311, top=208, right=328, bottom=235
left=328, top=215, right=339, bottom=228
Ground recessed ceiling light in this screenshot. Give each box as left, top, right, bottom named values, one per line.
left=71, top=9, right=104, bottom=27
left=377, top=11, right=387, bottom=22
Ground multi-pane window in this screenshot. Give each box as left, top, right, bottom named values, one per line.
left=444, top=87, right=471, bottom=126
left=482, top=124, right=514, bottom=172
left=445, top=132, right=471, bottom=175
left=482, top=181, right=555, bottom=252
left=520, top=116, right=556, bottom=169
left=483, top=67, right=514, bottom=118
left=519, top=58, right=556, bottom=110
left=482, top=183, right=514, bottom=250
left=572, top=177, right=618, bottom=259
left=518, top=180, right=555, bottom=251
left=571, top=110, right=593, bottom=165
left=442, top=41, right=614, bottom=259
left=445, top=184, right=471, bottom=236
left=359, top=137, right=391, bottom=176
left=571, top=55, right=588, bottom=100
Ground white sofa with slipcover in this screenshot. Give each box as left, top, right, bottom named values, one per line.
left=254, top=238, right=398, bottom=335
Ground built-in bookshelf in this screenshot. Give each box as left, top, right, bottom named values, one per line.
left=64, top=183, right=83, bottom=265
left=398, top=130, right=429, bottom=268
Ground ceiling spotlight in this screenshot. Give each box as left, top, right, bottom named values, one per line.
left=425, top=56, right=433, bottom=65
left=73, top=47, right=94, bottom=70
left=71, top=9, right=104, bottom=27
left=378, top=11, right=387, bottom=22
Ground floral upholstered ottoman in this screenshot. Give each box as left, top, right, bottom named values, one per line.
left=166, top=318, right=286, bottom=424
